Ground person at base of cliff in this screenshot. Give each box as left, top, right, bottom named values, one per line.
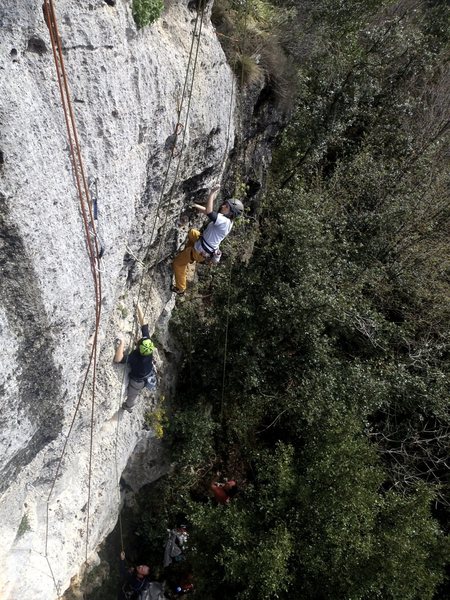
left=173, top=572, right=194, bottom=596
left=171, top=184, right=244, bottom=295
left=164, top=525, right=189, bottom=568
left=114, top=304, right=156, bottom=413
left=118, top=551, right=151, bottom=600
left=210, top=479, right=239, bottom=505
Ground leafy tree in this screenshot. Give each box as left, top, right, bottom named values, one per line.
left=160, top=0, right=449, bottom=597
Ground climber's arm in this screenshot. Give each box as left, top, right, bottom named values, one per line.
left=192, top=184, right=220, bottom=215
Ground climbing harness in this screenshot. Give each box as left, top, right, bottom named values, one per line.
left=198, top=237, right=222, bottom=264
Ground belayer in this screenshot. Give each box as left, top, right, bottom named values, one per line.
left=210, top=478, right=239, bottom=505
left=114, top=304, right=157, bottom=413
left=118, top=551, right=151, bottom=600
left=172, top=184, right=244, bottom=295
left=163, top=525, right=189, bottom=568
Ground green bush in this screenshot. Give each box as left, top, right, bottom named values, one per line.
left=132, top=0, right=164, bottom=28
left=152, top=0, right=450, bottom=596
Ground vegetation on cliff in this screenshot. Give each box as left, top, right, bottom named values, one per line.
left=132, top=0, right=164, bottom=28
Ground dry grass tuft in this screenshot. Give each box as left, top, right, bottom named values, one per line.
left=212, top=0, right=292, bottom=94
left=236, top=53, right=266, bottom=86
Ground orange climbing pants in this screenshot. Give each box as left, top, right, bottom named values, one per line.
left=172, top=229, right=205, bottom=292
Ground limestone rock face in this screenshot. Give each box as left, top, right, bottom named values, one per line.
left=0, top=1, right=235, bottom=598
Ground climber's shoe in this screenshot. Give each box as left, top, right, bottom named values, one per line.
left=176, top=214, right=189, bottom=228
left=171, top=286, right=185, bottom=296
left=121, top=403, right=133, bottom=413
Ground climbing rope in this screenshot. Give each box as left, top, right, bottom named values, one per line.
left=111, top=1, right=207, bottom=557
left=218, top=57, right=237, bottom=180
left=141, top=3, right=206, bottom=318
left=42, top=0, right=103, bottom=590
left=180, top=10, right=241, bottom=415
left=219, top=259, right=234, bottom=421
left=215, top=0, right=255, bottom=418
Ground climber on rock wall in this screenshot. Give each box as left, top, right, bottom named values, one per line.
left=172, top=184, right=244, bottom=295
left=114, top=304, right=157, bottom=413
left=118, top=550, right=151, bottom=600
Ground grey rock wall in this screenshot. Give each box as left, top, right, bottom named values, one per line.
left=0, top=1, right=236, bottom=598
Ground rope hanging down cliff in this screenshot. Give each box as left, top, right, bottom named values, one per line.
left=42, top=0, right=103, bottom=591
left=112, top=2, right=207, bottom=555
left=141, top=2, right=206, bottom=320
left=186, top=32, right=238, bottom=397
left=210, top=0, right=252, bottom=419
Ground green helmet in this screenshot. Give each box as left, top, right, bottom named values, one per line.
left=139, top=338, right=155, bottom=356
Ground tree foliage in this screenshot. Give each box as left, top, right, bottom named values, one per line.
left=160, top=0, right=450, bottom=597
left=132, top=0, right=164, bottom=28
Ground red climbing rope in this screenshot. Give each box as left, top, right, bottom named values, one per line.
left=43, top=0, right=103, bottom=590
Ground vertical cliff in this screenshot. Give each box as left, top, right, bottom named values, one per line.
left=0, top=1, right=237, bottom=598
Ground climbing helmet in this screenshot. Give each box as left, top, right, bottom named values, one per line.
left=139, top=338, right=155, bottom=356
left=226, top=198, right=244, bottom=217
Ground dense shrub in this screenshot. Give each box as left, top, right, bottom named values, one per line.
left=132, top=0, right=164, bottom=28
left=160, top=0, right=450, bottom=597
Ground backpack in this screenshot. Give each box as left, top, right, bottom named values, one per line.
left=145, top=371, right=157, bottom=390
left=122, top=579, right=150, bottom=600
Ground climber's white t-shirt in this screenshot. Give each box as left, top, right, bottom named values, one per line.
left=194, top=212, right=232, bottom=253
